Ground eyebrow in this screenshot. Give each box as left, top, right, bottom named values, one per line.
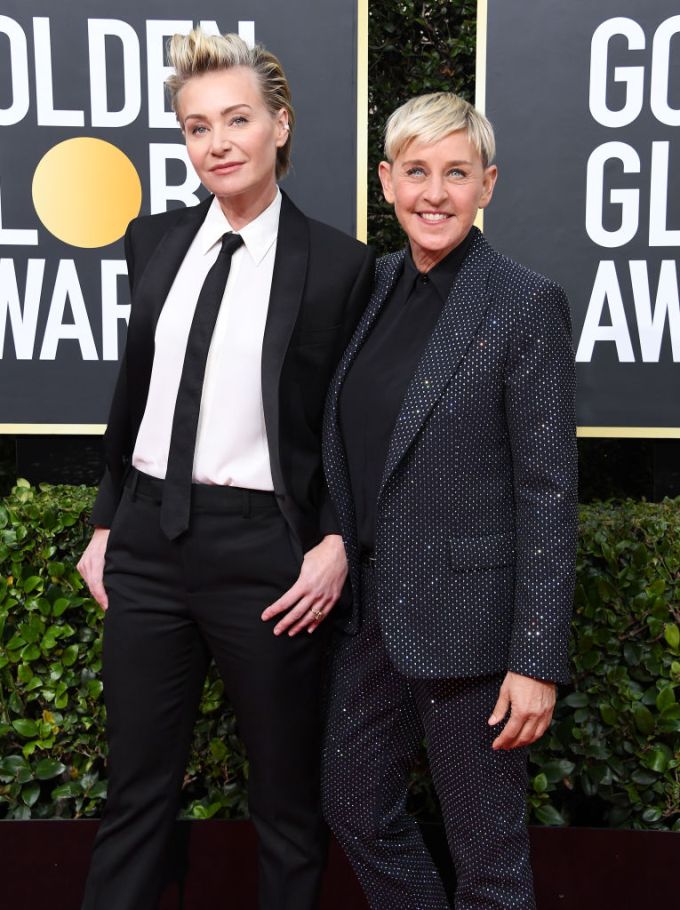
left=183, top=103, right=254, bottom=122
left=402, top=158, right=473, bottom=167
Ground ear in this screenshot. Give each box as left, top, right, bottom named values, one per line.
left=478, top=164, right=498, bottom=209
left=274, top=108, right=289, bottom=148
left=378, top=161, right=395, bottom=204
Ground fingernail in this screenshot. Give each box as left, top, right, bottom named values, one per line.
left=489, top=715, right=497, bottom=725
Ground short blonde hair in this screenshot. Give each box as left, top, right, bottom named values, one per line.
left=166, top=28, right=295, bottom=179
left=384, top=92, right=496, bottom=168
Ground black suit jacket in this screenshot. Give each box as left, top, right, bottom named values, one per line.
left=323, top=228, right=578, bottom=683
left=92, top=192, right=375, bottom=554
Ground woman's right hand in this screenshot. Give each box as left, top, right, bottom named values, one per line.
left=77, top=527, right=111, bottom=610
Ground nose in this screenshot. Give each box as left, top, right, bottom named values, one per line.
left=423, top=175, right=447, bottom=205
left=210, top=126, right=231, bottom=155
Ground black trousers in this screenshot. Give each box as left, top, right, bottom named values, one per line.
left=322, top=565, right=535, bottom=910
left=82, top=473, right=330, bottom=910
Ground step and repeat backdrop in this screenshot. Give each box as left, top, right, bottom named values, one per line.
left=0, top=0, right=365, bottom=431
left=481, top=0, right=679, bottom=436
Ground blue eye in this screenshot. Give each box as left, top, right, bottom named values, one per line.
left=230, top=115, right=249, bottom=127
left=190, top=124, right=208, bottom=135
left=406, top=166, right=426, bottom=177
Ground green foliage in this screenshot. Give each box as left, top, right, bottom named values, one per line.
left=368, top=1, right=478, bottom=254
left=527, top=499, right=680, bottom=831
left=0, top=481, right=247, bottom=820
left=2, top=483, right=679, bottom=829
left=0, top=480, right=104, bottom=818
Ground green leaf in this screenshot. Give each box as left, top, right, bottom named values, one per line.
left=88, top=781, right=107, bottom=799
left=6, top=633, right=27, bottom=651
left=632, top=704, right=655, bottom=736
left=532, top=773, right=548, bottom=794
left=641, top=807, right=663, bottom=824
left=20, top=643, right=40, bottom=662
left=564, top=692, right=589, bottom=708
left=86, top=680, right=103, bottom=698
left=209, top=739, right=227, bottom=762
left=62, top=645, right=79, bottom=666
left=656, top=687, right=676, bottom=712
left=190, top=804, right=210, bottom=819
left=631, top=770, right=658, bottom=786
left=0, top=755, right=30, bottom=775
left=52, top=781, right=83, bottom=799
left=21, top=782, right=40, bottom=807
left=599, top=704, right=617, bottom=725
left=34, top=759, right=67, bottom=780
left=537, top=760, right=575, bottom=783
left=534, top=805, right=566, bottom=826
left=642, top=744, right=672, bottom=773
left=12, top=719, right=38, bottom=738
left=17, top=663, right=33, bottom=684
left=664, top=624, right=680, bottom=651
left=22, top=577, right=42, bottom=594
left=52, top=598, right=70, bottom=617
left=580, top=650, right=601, bottom=670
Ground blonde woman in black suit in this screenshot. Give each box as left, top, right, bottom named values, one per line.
left=77, top=28, right=374, bottom=910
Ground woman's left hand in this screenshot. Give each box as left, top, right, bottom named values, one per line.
left=488, top=671, right=557, bottom=750
left=261, top=534, right=348, bottom=636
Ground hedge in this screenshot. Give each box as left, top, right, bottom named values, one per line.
left=1, top=480, right=678, bottom=830
left=0, top=481, right=247, bottom=821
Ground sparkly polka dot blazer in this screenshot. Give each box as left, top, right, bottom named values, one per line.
left=322, top=228, right=578, bottom=684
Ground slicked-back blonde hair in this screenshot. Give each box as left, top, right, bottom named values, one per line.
left=166, top=28, right=295, bottom=179
left=384, top=92, right=495, bottom=168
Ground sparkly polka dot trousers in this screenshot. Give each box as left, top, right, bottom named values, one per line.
left=322, top=567, right=535, bottom=910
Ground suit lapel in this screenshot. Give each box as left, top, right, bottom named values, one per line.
left=126, top=198, right=212, bottom=426
left=261, top=192, right=310, bottom=493
left=378, top=229, right=495, bottom=496
left=330, top=250, right=404, bottom=401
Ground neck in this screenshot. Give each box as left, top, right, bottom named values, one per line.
left=216, top=180, right=278, bottom=231
left=410, top=247, right=446, bottom=273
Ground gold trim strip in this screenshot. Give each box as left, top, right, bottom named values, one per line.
left=577, top=426, right=680, bottom=439
left=4, top=425, right=677, bottom=439
left=0, top=424, right=106, bottom=435
left=475, top=0, right=488, bottom=114
left=356, top=0, right=368, bottom=242
left=474, top=0, right=488, bottom=232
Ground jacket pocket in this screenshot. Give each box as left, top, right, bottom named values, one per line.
left=449, top=532, right=515, bottom=571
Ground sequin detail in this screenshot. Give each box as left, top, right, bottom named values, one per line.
left=322, top=227, right=578, bottom=684
left=323, top=568, right=536, bottom=910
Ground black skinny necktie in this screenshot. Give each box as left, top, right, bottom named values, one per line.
left=160, top=231, right=244, bottom=540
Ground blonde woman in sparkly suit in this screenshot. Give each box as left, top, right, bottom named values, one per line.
left=321, top=93, right=577, bottom=909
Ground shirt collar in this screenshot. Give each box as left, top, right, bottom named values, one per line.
left=199, top=188, right=281, bottom=265
left=404, top=228, right=474, bottom=302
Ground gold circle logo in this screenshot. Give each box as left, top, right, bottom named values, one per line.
left=32, top=138, right=142, bottom=248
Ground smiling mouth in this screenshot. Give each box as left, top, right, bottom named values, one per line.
left=417, top=212, right=452, bottom=222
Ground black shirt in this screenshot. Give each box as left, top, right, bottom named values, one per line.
left=340, top=232, right=473, bottom=551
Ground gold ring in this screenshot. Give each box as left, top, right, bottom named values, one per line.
left=311, top=608, right=324, bottom=621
